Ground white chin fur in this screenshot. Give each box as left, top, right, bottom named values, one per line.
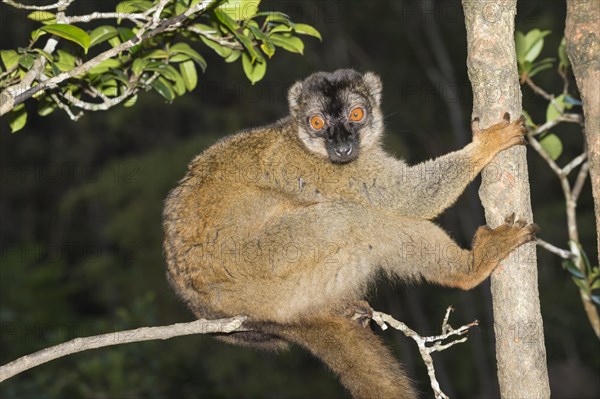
left=298, top=128, right=329, bottom=158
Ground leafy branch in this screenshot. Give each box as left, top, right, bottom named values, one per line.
left=516, top=29, right=600, bottom=338
left=0, top=0, right=322, bottom=132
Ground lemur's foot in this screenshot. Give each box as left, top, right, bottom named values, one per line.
left=473, top=213, right=539, bottom=271
left=471, top=112, right=527, bottom=154
left=341, top=300, right=373, bottom=328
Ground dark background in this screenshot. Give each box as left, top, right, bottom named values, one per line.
left=1, top=1, right=598, bottom=398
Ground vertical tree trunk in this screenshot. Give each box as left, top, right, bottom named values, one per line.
left=565, top=0, right=600, bottom=265
left=462, top=1, right=551, bottom=397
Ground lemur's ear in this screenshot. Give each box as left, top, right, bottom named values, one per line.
left=287, top=81, right=303, bottom=114
left=362, top=72, right=382, bottom=105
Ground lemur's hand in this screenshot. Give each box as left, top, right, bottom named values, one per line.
left=471, top=113, right=527, bottom=161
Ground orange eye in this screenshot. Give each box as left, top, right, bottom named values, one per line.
left=310, top=115, right=325, bottom=130
left=349, top=107, right=365, bottom=122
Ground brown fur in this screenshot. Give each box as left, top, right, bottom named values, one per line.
left=163, top=70, right=534, bottom=398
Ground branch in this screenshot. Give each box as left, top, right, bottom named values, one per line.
left=188, top=25, right=243, bottom=49
left=529, top=113, right=584, bottom=137
left=64, top=12, right=148, bottom=25
left=0, top=316, right=247, bottom=383
left=0, top=0, right=220, bottom=117
left=372, top=306, right=478, bottom=399
left=2, top=0, right=73, bottom=10
left=537, top=238, right=575, bottom=260
left=573, top=161, right=590, bottom=203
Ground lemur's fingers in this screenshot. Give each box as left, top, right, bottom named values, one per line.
left=504, top=213, right=516, bottom=225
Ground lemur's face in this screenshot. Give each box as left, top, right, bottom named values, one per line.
left=288, top=69, right=383, bottom=164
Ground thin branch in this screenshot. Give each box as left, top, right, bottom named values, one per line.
left=371, top=306, right=478, bottom=399
left=524, top=76, right=553, bottom=101
left=529, top=113, right=584, bottom=137
left=2, top=0, right=72, bottom=10
left=187, top=25, right=243, bottom=49
left=537, top=238, right=575, bottom=260
left=64, top=12, right=147, bottom=25
left=0, top=316, right=247, bottom=383
left=573, top=162, right=590, bottom=203
left=50, top=93, right=83, bottom=120
left=528, top=133, right=563, bottom=176
left=563, top=152, right=588, bottom=176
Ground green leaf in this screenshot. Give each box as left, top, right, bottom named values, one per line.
left=123, top=94, right=138, bottom=107
left=18, top=54, right=35, bottom=70
left=108, top=36, right=122, bottom=47
left=224, top=50, right=241, bottom=63
left=89, top=26, right=119, bottom=48
left=171, top=70, right=186, bottom=96
left=558, top=37, right=570, bottom=69
left=1, top=50, right=20, bottom=70
left=563, top=259, right=584, bottom=279
left=152, top=76, right=175, bottom=101
left=524, top=29, right=551, bottom=62
left=8, top=108, right=27, bottom=133
left=269, top=34, right=304, bottom=54
left=31, top=48, right=53, bottom=62
left=269, top=24, right=293, bottom=34
left=37, top=98, right=57, bottom=116
left=261, top=11, right=292, bottom=24
left=102, top=86, right=118, bottom=97
left=179, top=60, right=198, bottom=91
left=546, top=94, right=566, bottom=122
left=539, top=133, right=563, bottom=161
left=528, top=59, right=554, bottom=78
left=293, top=23, right=321, bottom=41
left=40, top=24, right=91, bottom=53
left=169, top=43, right=207, bottom=71
left=214, top=9, right=261, bottom=62
left=27, top=11, right=56, bottom=24
left=88, top=58, right=121, bottom=75
left=200, top=35, right=233, bottom=58
left=241, top=52, right=266, bottom=84
left=591, top=277, right=600, bottom=291
left=217, top=0, right=260, bottom=20
left=144, top=49, right=170, bottom=59
left=245, top=25, right=274, bottom=58
left=132, top=58, right=148, bottom=76
left=116, top=1, right=154, bottom=14
left=145, top=63, right=182, bottom=82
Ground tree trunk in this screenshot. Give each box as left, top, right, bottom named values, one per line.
left=565, top=0, right=600, bottom=266
left=462, top=1, right=551, bottom=397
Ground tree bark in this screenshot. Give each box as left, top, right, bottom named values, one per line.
left=462, top=1, right=551, bottom=398
left=565, top=0, right=600, bottom=265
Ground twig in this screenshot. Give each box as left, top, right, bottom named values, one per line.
left=528, top=133, right=562, bottom=175
left=188, top=25, right=244, bottom=49
left=529, top=113, right=584, bottom=137
left=524, top=76, right=553, bottom=101
left=0, top=316, right=247, bottom=383
left=563, top=152, right=588, bottom=176
left=50, top=93, right=83, bottom=120
left=64, top=12, right=147, bottom=25
left=2, top=0, right=73, bottom=10
left=573, top=161, right=589, bottom=202
left=372, top=306, right=478, bottom=399
left=537, top=238, right=575, bottom=260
